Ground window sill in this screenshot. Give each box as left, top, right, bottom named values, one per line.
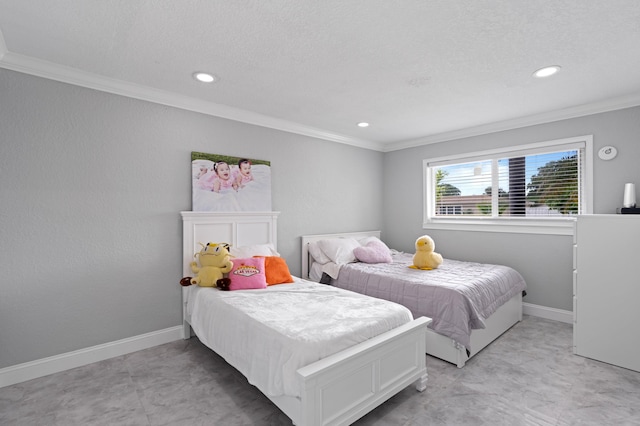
left=423, top=217, right=576, bottom=235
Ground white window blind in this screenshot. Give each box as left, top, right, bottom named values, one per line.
left=423, top=136, right=593, bottom=234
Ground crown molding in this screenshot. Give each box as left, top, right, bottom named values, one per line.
left=0, top=50, right=383, bottom=151
left=384, top=93, right=640, bottom=152
left=2, top=45, right=639, bottom=154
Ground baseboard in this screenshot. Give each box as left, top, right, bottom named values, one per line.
left=0, top=326, right=183, bottom=389
left=523, top=302, right=573, bottom=324
left=0, top=304, right=572, bottom=389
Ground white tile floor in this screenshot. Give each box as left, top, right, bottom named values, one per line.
left=1, top=316, right=639, bottom=425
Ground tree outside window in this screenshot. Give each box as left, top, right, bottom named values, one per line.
left=431, top=145, right=584, bottom=218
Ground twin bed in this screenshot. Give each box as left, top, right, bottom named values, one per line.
left=181, top=212, right=430, bottom=426
left=301, top=231, right=527, bottom=368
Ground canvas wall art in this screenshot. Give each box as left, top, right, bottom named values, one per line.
left=191, top=152, right=272, bottom=212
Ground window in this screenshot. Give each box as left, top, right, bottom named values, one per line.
left=423, top=136, right=593, bottom=235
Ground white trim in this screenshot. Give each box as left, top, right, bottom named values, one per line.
left=0, top=38, right=639, bottom=153
left=0, top=306, right=572, bottom=389
left=0, top=51, right=380, bottom=151
left=0, top=326, right=183, bottom=389
left=423, top=218, right=576, bottom=235
left=385, top=95, right=640, bottom=152
left=523, top=303, right=573, bottom=324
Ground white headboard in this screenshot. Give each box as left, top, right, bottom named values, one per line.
left=181, top=211, right=279, bottom=278
left=300, top=230, right=381, bottom=280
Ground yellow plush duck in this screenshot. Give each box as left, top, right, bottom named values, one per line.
left=409, top=235, right=443, bottom=270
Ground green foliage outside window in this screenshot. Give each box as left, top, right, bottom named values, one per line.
left=527, top=155, right=578, bottom=214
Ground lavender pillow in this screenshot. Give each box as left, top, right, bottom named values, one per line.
left=353, top=238, right=392, bottom=264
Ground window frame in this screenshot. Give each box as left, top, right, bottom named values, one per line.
left=423, top=135, right=593, bottom=235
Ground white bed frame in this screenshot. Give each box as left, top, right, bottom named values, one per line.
left=181, top=212, right=430, bottom=426
left=301, top=231, right=523, bottom=368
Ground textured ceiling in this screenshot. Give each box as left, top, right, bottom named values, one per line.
left=1, top=1, right=640, bottom=151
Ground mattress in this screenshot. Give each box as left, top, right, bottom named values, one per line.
left=327, top=253, right=527, bottom=351
left=185, top=278, right=413, bottom=398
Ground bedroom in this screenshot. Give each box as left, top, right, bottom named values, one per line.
left=1, top=2, right=640, bottom=425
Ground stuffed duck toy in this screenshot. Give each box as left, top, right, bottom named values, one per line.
left=409, top=235, right=443, bottom=270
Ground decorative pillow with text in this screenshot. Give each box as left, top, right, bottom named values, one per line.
left=228, top=257, right=267, bottom=290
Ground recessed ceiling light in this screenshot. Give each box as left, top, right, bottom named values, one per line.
left=533, top=66, right=561, bottom=78
left=193, top=72, right=217, bottom=83
left=357, top=122, right=370, bottom=128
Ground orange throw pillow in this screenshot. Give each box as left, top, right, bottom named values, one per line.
left=256, top=256, right=295, bottom=285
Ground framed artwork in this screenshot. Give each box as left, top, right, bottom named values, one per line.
left=191, top=152, right=272, bottom=212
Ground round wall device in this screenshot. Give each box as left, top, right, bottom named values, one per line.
left=598, top=146, right=617, bottom=160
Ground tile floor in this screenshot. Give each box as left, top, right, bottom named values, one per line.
left=1, top=316, right=639, bottom=425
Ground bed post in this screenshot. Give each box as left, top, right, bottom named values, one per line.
left=182, top=287, right=191, bottom=339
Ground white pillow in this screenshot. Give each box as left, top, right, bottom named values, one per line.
left=308, top=242, right=332, bottom=265
left=317, top=237, right=360, bottom=264
left=230, top=243, right=279, bottom=259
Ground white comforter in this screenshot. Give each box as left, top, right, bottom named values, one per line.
left=186, top=279, right=413, bottom=398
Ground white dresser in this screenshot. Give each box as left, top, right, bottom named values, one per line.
left=573, top=214, right=640, bottom=372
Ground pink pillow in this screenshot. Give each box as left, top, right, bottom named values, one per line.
left=353, top=238, right=392, bottom=264
left=228, top=257, right=267, bottom=290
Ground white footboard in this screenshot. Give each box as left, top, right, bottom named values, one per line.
left=183, top=298, right=429, bottom=426
left=278, top=316, right=430, bottom=426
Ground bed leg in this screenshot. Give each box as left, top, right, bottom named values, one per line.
left=455, top=342, right=466, bottom=368
left=414, top=371, right=428, bottom=392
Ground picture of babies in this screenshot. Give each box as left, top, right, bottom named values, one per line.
left=212, top=161, right=238, bottom=192
left=195, top=165, right=217, bottom=191
left=235, top=158, right=254, bottom=188
left=195, top=164, right=210, bottom=179
left=191, top=151, right=271, bottom=212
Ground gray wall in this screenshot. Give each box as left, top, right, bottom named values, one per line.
left=3, top=66, right=640, bottom=371
left=0, top=69, right=384, bottom=369
left=383, top=106, right=640, bottom=311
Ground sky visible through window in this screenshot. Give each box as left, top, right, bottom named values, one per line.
left=439, top=151, right=573, bottom=196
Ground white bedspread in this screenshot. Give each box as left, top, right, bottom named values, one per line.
left=186, top=279, right=413, bottom=398
left=330, top=253, right=527, bottom=352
